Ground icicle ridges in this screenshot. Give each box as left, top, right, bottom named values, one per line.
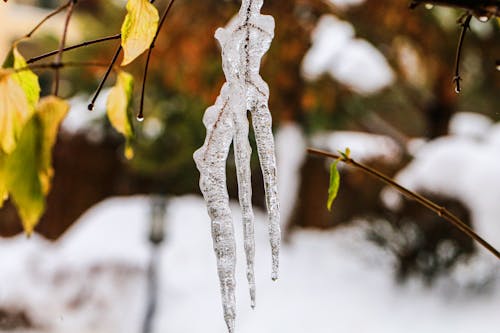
left=193, top=0, right=280, bottom=331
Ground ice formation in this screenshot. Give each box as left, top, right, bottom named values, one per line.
left=193, top=0, right=280, bottom=332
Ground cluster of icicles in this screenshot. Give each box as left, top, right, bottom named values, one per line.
left=193, top=0, right=280, bottom=332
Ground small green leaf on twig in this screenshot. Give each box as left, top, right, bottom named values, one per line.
left=327, top=159, right=341, bottom=211
left=339, top=147, right=351, bottom=160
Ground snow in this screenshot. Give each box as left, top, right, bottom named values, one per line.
left=382, top=112, right=500, bottom=274
left=1, top=195, right=499, bottom=333
left=275, top=123, right=306, bottom=227
left=448, top=112, right=493, bottom=140
left=301, top=15, right=395, bottom=95
left=193, top=1, right=280, bottom=330
left=327, top=0, right=365, bottom=9
left=382, top=126, right=500, bottom=252
left=63, top=91, right=110, bottom=142
left=311, top=130, right=402, bottom=163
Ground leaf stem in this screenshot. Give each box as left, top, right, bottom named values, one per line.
left=307, top=147, right=500, bottom=260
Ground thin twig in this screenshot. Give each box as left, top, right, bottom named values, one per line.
left=24, top=1, right=71, bottom=38
left=139, top=49, right=152, bottom=122
left=54, top=0, right=77, bottom=96
left=87, top=0, right=159, bottom=111
left=409, top=0, right=500, bottom=16
left=453, top=14, right=472, bottom=94
left=27, top=34, right=121, bottom=64
left=17, top=61, right=109, bottom=72
left=139, top=0, right=177, bottom=120
left=307, top=147, right=500, bottom=260
left=88, top=45, right=122, bottom=111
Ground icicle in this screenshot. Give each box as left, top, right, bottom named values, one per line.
left=193, top=0, right=280, bottom=331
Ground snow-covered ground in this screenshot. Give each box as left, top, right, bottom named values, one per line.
left=1, top=194, right=499, bottom=333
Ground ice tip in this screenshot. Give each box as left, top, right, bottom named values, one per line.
left=87, top=103, right=94, bottom=111
left=271, top=272, right=279, bottom=281
left=250, top=300, right=256, bottom=309
left=225, top=319, right=235, bottom=333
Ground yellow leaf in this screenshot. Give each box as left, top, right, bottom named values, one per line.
left=37, top=96, right=70, bottom=194
left=3, top=117, right=45, bottom=236
left=0, top=69, right=32, bottom=154
left=121, top=0, right=159, bottom=66
left=3, top=46, right=41, bottom=112
left=106, top=71, right=135, bottom=159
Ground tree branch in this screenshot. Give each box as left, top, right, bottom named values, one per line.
left=87, top=0, right=159, bottom=111
left=54, top=0, right=77, bottom=96
left=21, top=61, right=109, bottom=71
left=410, top=0, right=500, bottom=17
left=27, top=34, right=122, bottom=64
left=24, top=1, right=71, bottom=38
left=87, top=45, right=122, bottom=111
left=453, top=14, right=472, bottom=94
left=139, top=0, right=177, bottom=121
left=307, top=147, right=500, bottom=261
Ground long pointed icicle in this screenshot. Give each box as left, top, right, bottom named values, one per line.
left=193, top=0, right=280, bottom=331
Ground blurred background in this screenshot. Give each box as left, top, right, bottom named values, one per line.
left=0, top=0, right=500, bottom=332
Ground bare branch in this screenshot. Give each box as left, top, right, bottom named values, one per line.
left=410, top=0, right=500, bottom=17
left=87, top=45, right=122, bottom=111
left=24, top=1, right=70, bottom=38
left=453, top=14, right=472, bottom=94
left=27, top=34, right=121, bottom=64
left=308, top=147, right=500, bottom=261
left=54, top=0, right=77, bottom=96
left=139, top=0, right=177, bottom=121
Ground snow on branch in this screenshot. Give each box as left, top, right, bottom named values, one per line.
left=193, top=0, right=280, bottom=332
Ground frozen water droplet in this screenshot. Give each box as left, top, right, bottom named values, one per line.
left=136, top=114, right=144, bottom=122
left=87, top=103, right=94, bottom=111
left=424, top=3, right=434, bottom=10
left=455, top=86, right=460, bottom=94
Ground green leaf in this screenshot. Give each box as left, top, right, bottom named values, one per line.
left=0, top=69, right=32, bottom=154
left=106, top=71, right=135, bottom=159
left=120, top=0, right=159, bottom=66
left=3, top=46, right=41, bottom=112
left=2, top=117, right=45, bottom=236
left=37, top=96, right=70, bottom=194
left=339, top=147, right=351, bottom=160
left=327, top=160, right=340, bottom=212
left=0, top=96, right=69, bottom=235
